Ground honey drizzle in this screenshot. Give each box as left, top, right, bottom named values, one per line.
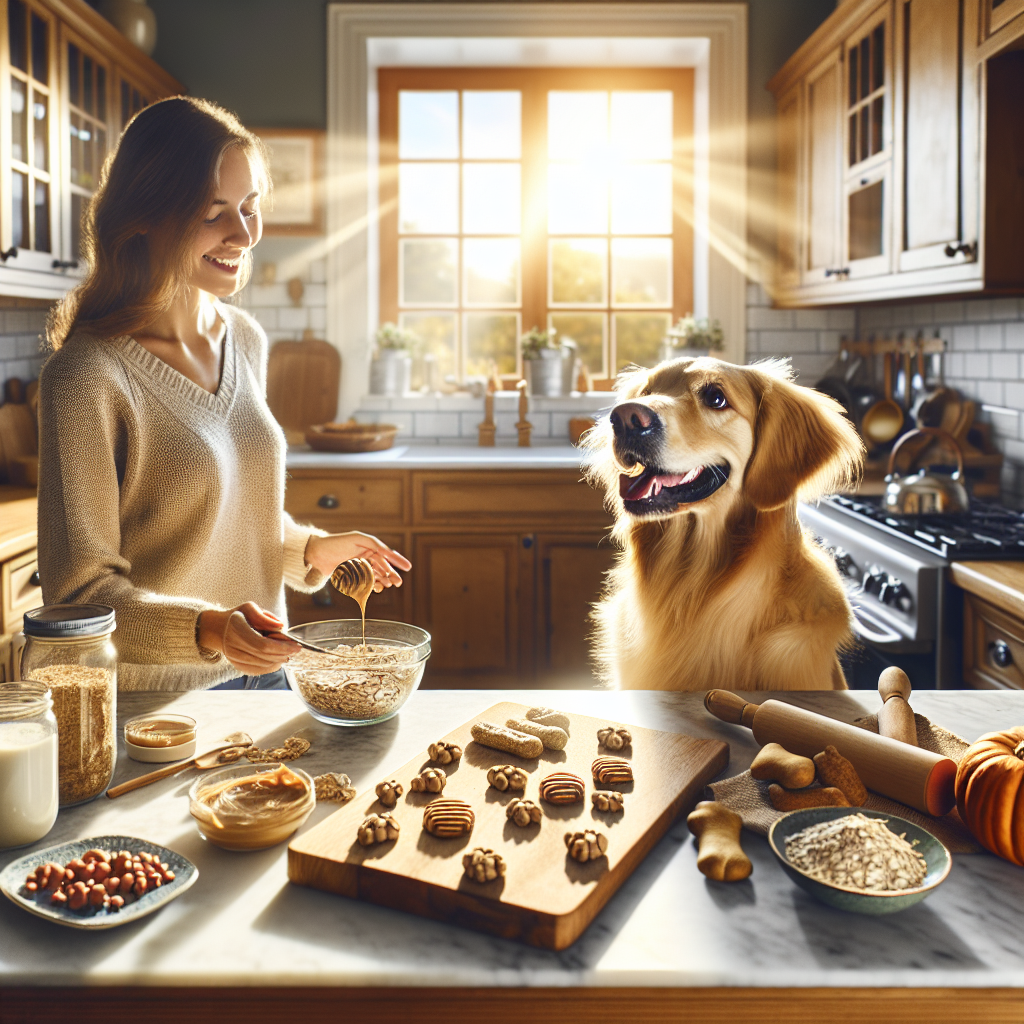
left=329, top=558, right=376, bottom=648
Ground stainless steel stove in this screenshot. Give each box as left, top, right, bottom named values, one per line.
left=797, top=496, right=1024, bottom=690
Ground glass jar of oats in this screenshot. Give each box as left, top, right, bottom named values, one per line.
left=18, top=605, right=117, bottom=806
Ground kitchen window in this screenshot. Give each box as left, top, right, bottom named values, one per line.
left=378, top=68, right=694, bottom=383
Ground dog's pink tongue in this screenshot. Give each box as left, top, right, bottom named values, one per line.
left=620, top=472, right=655, bottom=500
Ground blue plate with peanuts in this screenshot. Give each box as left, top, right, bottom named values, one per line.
left=0, top=835, right=198, bottom=930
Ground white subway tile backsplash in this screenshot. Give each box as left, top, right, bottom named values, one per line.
left=990, top=352, right=1019, bottom=379
left=413, top=412, right=461, bottom=437
left=253, top=308, right=278, bottom=330
left=964, top=352, right=990, bottom=378
left=1004, top=322, right=1024, bottom=350
left=793, top=309, right=829, bottom=330
left=309, top=259, right=327, bottom=284
left=747, top=307, right=795, bottom=330
left=978, top=323, right=1004, bottom=350
left=247, top=283, right=289, bottom=308
left=309, top=306, right=327, bottom=332
left=952, top=324, right=979, bottom=350
left=278, top=307, right=309, bottom=331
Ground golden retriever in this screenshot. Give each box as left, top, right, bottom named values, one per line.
left=583, top=357, right=864, bottom=691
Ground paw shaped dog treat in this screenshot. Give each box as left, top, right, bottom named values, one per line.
left=427, top=741, right=462, bottom=765
left=471, top=721, right=543, bottom=759
left=423, top=798, right=475, bottom=837
left=375, top=779, right=404, bottom=807
left=592, top=791, right=624, bottom=813
left=592, top=757, right=633, bottom=784
left=487, top=764, right=528, bottom=792
left=597, top=726, right=632, bottom=751
left=410, top=767, right=447, bottom=794
left=506, top=716, right=568, bottom=751
left=357, top=813, right=400, bottom=846
left=506, top=797, right=543, bottom=827
left=539, top=772, right=585, bottom=804
left=463, top=847, right=507, bottom=884
left=526, top=707, right=571, bottom=733
left=565, top=829, right=608, bottom=863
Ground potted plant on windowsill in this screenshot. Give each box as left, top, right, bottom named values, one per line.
left=661, top=314, right=725, bottom=363
left=369, top=322, right=416, bottom=396
left=520, top=327, right=577, bottom=397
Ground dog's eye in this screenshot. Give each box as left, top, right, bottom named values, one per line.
left=702, top=385, right=729, bottom=410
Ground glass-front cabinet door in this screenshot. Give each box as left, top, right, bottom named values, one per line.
left=1, top=0, right=59, bottom=267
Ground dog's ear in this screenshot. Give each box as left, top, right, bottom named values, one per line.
left=744, top=367, right=863, bottom=511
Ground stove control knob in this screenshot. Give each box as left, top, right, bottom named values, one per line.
left=833, top=548, right=860, bottom=580
left=863, top=570, right=887, bottom=596
left=990, top=640, right=1013, bottom=669
left=881, top=580, right=913, bottom=612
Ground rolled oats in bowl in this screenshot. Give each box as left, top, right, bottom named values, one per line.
left=284, top=619, right=430, bottom=726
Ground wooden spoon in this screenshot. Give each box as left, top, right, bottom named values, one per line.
left=105, top=732, right=253, bottom=799
left=861, top=351, right=904, bottom=445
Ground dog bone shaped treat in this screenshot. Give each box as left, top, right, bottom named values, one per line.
left=750, top=742, right=816, bottom=789
left=686, top=801, right=751, bottom=882
left=565, top=829, right=609, bottom=863
left=768, top=783, right=849, bottom=812
left=487, top=764, right=528, bottom=792
left=506, top=797, right=543, bottom=827
left=423, top=798, right=475, bottom=837
left=357, top=812, right=400, bottom=846
left=375, top=779, right=404, bottom=807
left=592, top=791, right=624, bottom=813
left=597, top=726, right=632, bottom=751
left=427, top=741, right=462, bottom=765
left=592, top=757, right=634, bottom=784
left=526, top=707, right=571, bottom=733
left=813, top=745, right=868, bottom=805
left=471, top=721, right=543, bottom=759
left=539, top=772, right=585, bottom=804
left=463, top=847, right=507, bottom=884
left=410, top=767, right=447, bottom=794
left=506, top=716, right=568, bottom=751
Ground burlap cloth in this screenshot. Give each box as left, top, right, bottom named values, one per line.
left=707, top=712, right=982, bottom=853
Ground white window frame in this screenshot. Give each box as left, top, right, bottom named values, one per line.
left=327, top=2, right=747, bottom=416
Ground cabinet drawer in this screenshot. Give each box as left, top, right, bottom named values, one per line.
left=2, top=549, right=42, bottom=635
left=285, top=474, right=406, bottom=525
left=964, top=594, right=1024, bottom=690
left=413, top=472, right=607, bottom=526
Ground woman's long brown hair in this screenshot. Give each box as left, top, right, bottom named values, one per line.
left=47, top=96, right=269, bottom=349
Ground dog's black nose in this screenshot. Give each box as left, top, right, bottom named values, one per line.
left=610, top=402, right=661, bottom=439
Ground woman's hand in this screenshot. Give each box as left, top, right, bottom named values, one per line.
left=197, top=602, right=300, bottom=674
left=305, top=532, right=412, bottom=591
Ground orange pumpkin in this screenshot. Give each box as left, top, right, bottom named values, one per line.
left=954, top=727, right=1024, bottom=866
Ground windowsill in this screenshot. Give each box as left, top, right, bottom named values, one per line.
left=357, top=391, right=612, bottom=412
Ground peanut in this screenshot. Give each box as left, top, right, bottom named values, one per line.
left=67, top=883, right=89, bottom=910
left=813, top=745, right=868, bottom=805
left=750, top=743, right=816, bottom=789
left=768, top=783, right=850, bottom=811
left=686, top=801, right=752, bottom=882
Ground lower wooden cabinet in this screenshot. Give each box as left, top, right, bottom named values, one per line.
left=963, top=593, right=1024, bottom=690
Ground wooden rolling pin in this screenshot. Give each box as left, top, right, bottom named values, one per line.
left=704, top=690, right=956, bottom=816
left=877, top=667, right=918, bottom=746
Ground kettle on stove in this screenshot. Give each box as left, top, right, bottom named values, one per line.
left=883, top=427, right=970, bottom=514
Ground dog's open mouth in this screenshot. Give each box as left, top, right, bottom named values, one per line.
left=618, top=462, right=731, bottom=513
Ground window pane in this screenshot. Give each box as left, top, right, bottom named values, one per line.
left=400, top=312, right=457, bottom=381
left=11, top=171, right=28, bottom=248
left=464, top=238, right=519, bottom=305
left=83, top=55, right=93, bottom=114
left=8, top=0, right=27, bottom=73
left=548, top=92, right=607, bottom=161
left=465, top=312, right=518, bottom=376
left=97, top=65, right=106, bottom=121
left=612, top=237, right=671, bottom=306
left=401, top=238, right=457, bottom=305
left=550, top=312, right=606, bottom=377
left=30, top=12, right=47, bottom=84
left=462, top=163, right=520, bottom=234
left=68, top=44, right=80, bottom=108
left=71, top=191, right=85, bottom=259
left=612, top=163, right=672, bottom=234
left=34, top=180, right=50, bottom=252
left=70, top=114, right=82, bottom=186
left=121, top=79, right=130, bottom=127
left=550, top=238, right=606, bottom=305
left=548, top=164, right=607, bottom=234
left=463, top=91, right=520, bottom=158
left=848, top=179, right=884, bottom=260
left=32, top=91, right=47, bottom=171
left=399, top=91, right=458, bottom=159
left=11, top=78, right=27, bottom=164
left=399, top=163, right=458, bottom=233
left=611, top=92, right=672, bottom=161
left=614, top=312, right=672, bottom=372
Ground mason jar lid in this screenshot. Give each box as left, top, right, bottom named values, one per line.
left=23, top=604, right=116, bottom=638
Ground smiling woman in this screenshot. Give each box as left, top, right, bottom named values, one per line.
left=36, top=97, right=410, bottom=692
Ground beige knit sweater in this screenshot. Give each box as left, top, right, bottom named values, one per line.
left=36, top=302, right=327, bottom=691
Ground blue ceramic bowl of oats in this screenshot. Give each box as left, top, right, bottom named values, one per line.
left=767, top=807, right=951, bottom=914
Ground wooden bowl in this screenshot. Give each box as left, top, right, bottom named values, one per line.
left=305, top=422, right=399, bottom=453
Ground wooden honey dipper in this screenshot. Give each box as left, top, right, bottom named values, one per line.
left=330, top=557, right=375, bottom=646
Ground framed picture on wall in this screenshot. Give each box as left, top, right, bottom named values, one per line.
left=253, top=128, right=325, bottom=235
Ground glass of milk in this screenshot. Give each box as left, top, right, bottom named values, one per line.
left=0, top=682, right=59, bottom=849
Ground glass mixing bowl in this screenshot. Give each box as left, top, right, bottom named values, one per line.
left=283, top=619, right=431, bottom=726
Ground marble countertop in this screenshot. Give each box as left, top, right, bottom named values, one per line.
left=287, top=442, right=589, bottom=471
left=1, top=688, right=1023, bottom=991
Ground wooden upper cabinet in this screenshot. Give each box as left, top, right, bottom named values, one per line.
left=0, top=0, right=181, bottom=298
left=775, top=86, right=801, bottom=290
left=804, top=50, right=844, bottom=285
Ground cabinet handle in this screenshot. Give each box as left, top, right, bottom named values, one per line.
left=317, top=494, right=339, bottom=509
left=990, top=639, right=1013, bottom=669
left=51, top=259, right=79, bottom=270
left=28, top=570, right=40, bottom=588
left=943, top=241, right=976, bottom=260
left=0, top=246, right=17, bottom=262
left=824, top=267, right=850, bottom=279
left=522, top=536, right=534, bottom=549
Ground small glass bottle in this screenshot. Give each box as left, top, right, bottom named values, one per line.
left=17, top=605, right=117, bottom=806
left=0, top=681, right=59, bottom=849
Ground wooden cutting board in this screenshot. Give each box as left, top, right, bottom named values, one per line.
left=288, top=701, right=728, bottom=949
left=266, top=333, right=341, bottom=444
